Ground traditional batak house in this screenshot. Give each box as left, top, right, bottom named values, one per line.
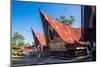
left=39, top=10, right=88, bottom=58
left=31, top=28, right=49, bottom=57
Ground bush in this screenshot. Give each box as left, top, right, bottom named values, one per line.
left=12, top=44, right=20, bottom=50
left=12, top=52, right=16, bottom=56
left=17, top=52, right=26, bottom=56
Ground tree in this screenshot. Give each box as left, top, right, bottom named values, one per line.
left=69, top=15, right=75, bottom=25
left=12, top=44, right=20, bottom=50
left=56, top=15, right=75, bottom=25
left=12, top=32, right=25, bottom=46
left=32, top=42, right=35, bottom=45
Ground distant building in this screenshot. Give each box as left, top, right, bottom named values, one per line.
left=20, top=46, right=33, bottom=55
left=31, top=29, right=49, bottom=57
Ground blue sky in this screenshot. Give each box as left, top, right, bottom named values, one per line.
left=12, top=1, right=81, bottom=45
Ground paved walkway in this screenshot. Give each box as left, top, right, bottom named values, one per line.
left=11, top=55, right=92, bottom=66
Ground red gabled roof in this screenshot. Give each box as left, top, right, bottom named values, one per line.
left=40, top=10, right=86, bottom=45
left=32, top=29, right=46, bottom=46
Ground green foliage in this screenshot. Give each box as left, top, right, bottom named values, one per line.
left=56, top=15, right=75, bottom=25
left=17, top=52, right=26, bottom=56
left=69, top=15, right=75, bottom=25
left=12, top=32, right=25, bottom=46
left=12, top=51, right=26, bottom=56
left=12, top=44, right=20, bottom=50
left=32, top=42, right=35, bottom=45
left=12, top=32, right=27, bottom=56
